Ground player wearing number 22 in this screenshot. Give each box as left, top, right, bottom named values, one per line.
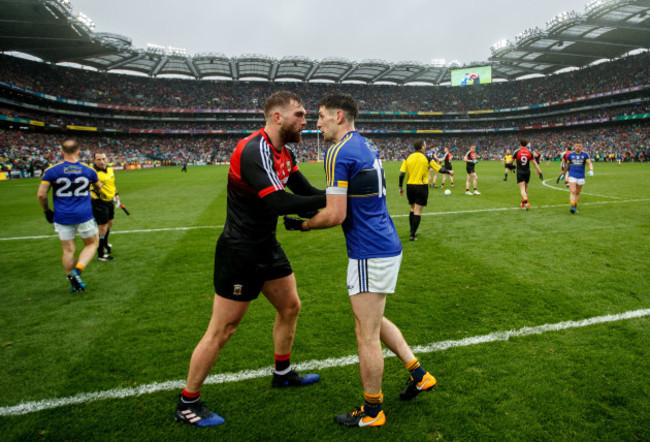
left=37, top=138, right=102, bottom=293
left=288, top=93, right=436, bottom=428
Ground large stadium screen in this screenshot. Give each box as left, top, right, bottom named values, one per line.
left=451, top=65, right=492, bottom=87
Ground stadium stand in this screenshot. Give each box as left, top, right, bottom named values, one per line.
left=0, top=52, right=648, bottom=178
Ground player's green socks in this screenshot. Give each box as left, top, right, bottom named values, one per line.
left=406, top=358, right=426, bottom=383
left=363, top=391, right=383, bottom=418
left=274, top=353, right=291, bottom=374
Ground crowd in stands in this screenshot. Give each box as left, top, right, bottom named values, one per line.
left=2, top=124, right=647, bottom=178
left=1, top=103, right=647, bottom=133
left=1, top=52, right=648, bottom=113
left=1, top=51, right=648, bottom=178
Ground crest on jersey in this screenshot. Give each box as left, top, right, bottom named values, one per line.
left=286, top=161, right=291, bottom=170
left=233, top=284, right=243, bottom=296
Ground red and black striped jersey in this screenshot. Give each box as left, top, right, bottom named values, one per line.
left=224, top=128, right=299, bottom=247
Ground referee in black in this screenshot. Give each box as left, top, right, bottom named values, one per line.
left=399, top=140, right=453, bottom=241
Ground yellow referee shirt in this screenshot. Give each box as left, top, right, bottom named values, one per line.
left=91, top=166, right=117, bottom=201
left=505, top=154, right=514, bottom=165
left=400, top=152, right=441, bottom=185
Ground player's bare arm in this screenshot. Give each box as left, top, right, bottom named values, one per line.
left=302, top=194, right=347, bottom=230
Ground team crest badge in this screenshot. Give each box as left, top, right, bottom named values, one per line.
left=233, top=284, right=243, bottom=296
left=286, top=160, right=291, bottom=170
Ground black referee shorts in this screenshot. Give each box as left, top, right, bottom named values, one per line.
left=92, top=198, right=114, bottom=225
left=406, top=184, right=428, bottom=206
left=505, top=163, right=516, bottom=171
left=213, top=235, right=293, bottom=302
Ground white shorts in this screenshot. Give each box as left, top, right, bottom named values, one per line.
left=54, top=219, right=98, bottom=241
left=347, top=253, right=402, bottom=296
left=568, top=176, right=586, bottom=185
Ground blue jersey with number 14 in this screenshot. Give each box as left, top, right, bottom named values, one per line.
left=325, top=131, right=402, bottom=259
left=42, top=161, right=98, bottom=225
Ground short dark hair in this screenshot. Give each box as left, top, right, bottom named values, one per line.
left=317, top=93, right=359, bottom=121
left=61, top=137, right=79, bottom=154
left=519, top=138, right=528, bottom=147
left=414, top=139, right=425, bottom=151
left=93, top=150, right=107, bottom=159
left=264, top=91, right=303, bottom=120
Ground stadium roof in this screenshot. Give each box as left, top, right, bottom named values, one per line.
left=0, top=0, right=648, bottom=85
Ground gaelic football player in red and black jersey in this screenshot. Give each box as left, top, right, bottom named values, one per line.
left=557, top=145, right=573, bottom=185
left=175, top=91, right=325, bottom=427
left=513, top=139, right=543, bottom=210
left=438, top=147, right=454, bottom=189
left=463, top=145, right=480, bottom=195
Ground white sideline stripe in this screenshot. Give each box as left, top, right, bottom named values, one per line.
left=391, top=198, right=650, bottom=218
left=1, top=308, right=648, bottom=417
left=2, top=198, right=649, bottom=242
left=541, top=179, right=624, bottom=199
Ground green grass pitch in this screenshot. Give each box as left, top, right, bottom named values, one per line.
left=0, top=160, right=648, bottom=441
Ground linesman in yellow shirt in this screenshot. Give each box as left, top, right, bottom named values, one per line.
left=398, top=140, right=453, bottom=241
left=503, top=149, right=516, bottom=181
left=91, top=152, right=119, bottom=261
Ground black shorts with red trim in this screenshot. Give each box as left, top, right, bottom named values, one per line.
left=213, top=235, right=293, bottom=302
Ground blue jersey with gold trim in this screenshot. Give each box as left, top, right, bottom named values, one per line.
left=325, top=131, right=402, bottom=259
left=42, top=161, right=98, bottom=225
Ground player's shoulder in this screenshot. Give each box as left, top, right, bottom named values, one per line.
left=43, top=161, right=64, bottom=174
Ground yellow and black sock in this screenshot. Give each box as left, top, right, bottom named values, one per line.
left=363, top=391, right=383, bottom=418
left=406, top=358, right=426, bottom=383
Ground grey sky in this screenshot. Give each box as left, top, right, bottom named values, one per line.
left=70, top=0, right=592, bottom=64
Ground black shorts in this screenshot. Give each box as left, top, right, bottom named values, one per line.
left=505, top=163, right=516, bottom=171
left=466, top=163, right=476, bottom=174
left=213, top=235, right=293, bottom=302
left=444, top=163, right=452, bottom=171
left=406, top=184, right=428, bottom=206
left=517, top=170, right=531, bottom=183
left=92, top=199, right=114, bottom=225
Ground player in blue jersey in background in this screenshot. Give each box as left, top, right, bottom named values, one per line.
left=566, top=141, right=594, bottom=214
left=37, top=138, right=102, bottom=292
left=284, top=93, right=436, bottom=428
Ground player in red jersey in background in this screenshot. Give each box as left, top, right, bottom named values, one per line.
left=512, top=139, right=543, bottom=210
left=463, top=145, right=480, bottom=195
left=557, top=145, right=573, bottom=186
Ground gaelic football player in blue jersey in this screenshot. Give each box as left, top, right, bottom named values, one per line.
left=37, top=138, right=102, bottom=292
left=566, top=141, right=594, bottom=214
left=284, top=93, right=436, bottom=428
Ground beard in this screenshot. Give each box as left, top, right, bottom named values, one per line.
left=279, top=124, right=302, bottom=145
